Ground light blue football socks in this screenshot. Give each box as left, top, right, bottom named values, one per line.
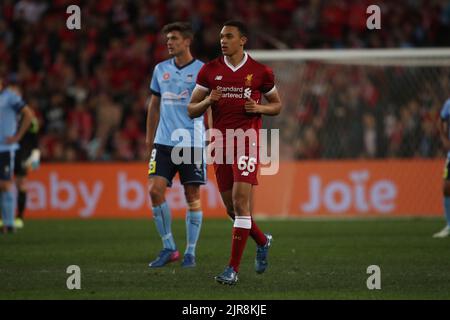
left=152, top=202, right=176, bottom=250
left=185, top=210, right=203, bottom=256
left=152, top=203, right=203, bottom=256
left=444, top=197, right=450, bottom=227
left=1, top=190, right=15, bottom=228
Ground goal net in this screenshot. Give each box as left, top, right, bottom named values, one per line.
left=249, top=49, right=450, bottom=161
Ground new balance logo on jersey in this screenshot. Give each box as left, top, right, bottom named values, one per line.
left=244, top=88, right=252, bottom=99
left=215, top=75, right=223, bottom=80
left=241, top=171, right=249, bottom=176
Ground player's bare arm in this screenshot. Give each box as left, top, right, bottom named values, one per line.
left=5, top=106, right=33, bottom=144
left=244, top=89, right=282, bottom=116
left=188, top=88, right=222, bottom=119
left=145, top=95, right=161, bottom=151
left=439, top=118, right=450, bottom=150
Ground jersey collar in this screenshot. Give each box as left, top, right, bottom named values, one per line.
left=223, top=52, right=248, bottom=72
left=172, top=58, right=196, bottom=70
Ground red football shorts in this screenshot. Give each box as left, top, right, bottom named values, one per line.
left=212, top=146, right=259, bottom=192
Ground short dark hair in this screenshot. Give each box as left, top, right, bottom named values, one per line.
left=223, top=20, right=248, bottom=37
left=162, top=22, right=194, bottom=40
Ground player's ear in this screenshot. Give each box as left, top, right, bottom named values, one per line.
left=240, top=36, right=247, bottom=47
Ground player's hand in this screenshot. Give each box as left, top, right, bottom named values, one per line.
left=209, top=89, right=222, bottom=103
left=5, top=135, right=19, bottom=144
left=244, top=97, right=261, bottom=113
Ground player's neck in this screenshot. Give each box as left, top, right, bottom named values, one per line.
left=174, top=51, right=194, bottom=69
left=225, top=51, right=246, bottom=67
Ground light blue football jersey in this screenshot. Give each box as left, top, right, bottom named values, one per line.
left=150, top=58, right=205, bottom=148
left=0, top=88, right=26, bottom=152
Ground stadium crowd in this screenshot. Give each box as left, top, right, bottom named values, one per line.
left=273, top=62, right=449, bottom=160
left=1, top=0, right=450, bottom=161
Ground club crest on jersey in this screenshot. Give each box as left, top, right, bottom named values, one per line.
left=244, top=88, right=252, bottom=99
left=163, top=72, right=170, bottom=80
left=186, top=74, right=193, bottom=82
left=245, top=74, right=253, bottom=86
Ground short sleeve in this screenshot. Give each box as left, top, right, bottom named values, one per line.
left=261, top=66, right=275, bottom=95
left=440, top=99, right=450, bottom=120
left=10, top=92, right=26, bottom=112
left=195, top=64, right=210, bottom=91
left=150, top=65, right=161, bottom=96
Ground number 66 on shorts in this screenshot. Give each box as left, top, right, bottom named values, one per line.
left=213, top=154, right=259, bottom=193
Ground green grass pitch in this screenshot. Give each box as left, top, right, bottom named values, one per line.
left=0, top=218, right=449, bottom=299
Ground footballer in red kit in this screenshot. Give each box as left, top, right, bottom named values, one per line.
left=195, top=48, right=276, bottom=191
left=188, top=20, right=282, bottom=285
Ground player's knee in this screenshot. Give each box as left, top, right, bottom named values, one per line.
left=149, top=186, right=165, bottom=205
left=0, top=181, right=12, bottom=192
left=234, top=204, right=248, bottom=215
left=232, top=195, right=250, bottom=215
left=184, top=187, right=200, bottom=203
left=16, top=179, right=26, bottom=191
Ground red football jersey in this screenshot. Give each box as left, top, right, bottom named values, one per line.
left=196, top=52, right=275, bottom=137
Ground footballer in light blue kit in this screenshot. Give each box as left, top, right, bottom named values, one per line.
left=0, top=75, right=34, bottom=234
left=146, top=22, right=205, bottom=267
left=434, top=98, right=450, bottom=238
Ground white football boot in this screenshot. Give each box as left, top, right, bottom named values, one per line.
left=432, top=225, right=450, bottom=238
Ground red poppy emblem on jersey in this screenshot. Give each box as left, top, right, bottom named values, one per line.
left=163, top=72, right=170, bottom=80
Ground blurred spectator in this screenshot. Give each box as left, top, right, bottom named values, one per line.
left=0, top=0, right=449, bottom=161
left=362, top=113, right=377, bottom=158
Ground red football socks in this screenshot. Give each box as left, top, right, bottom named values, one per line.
left=250, top=219, right=267, bottom=247
left=227, top=212, right=267, bottom=247
left=228, top=216, right=251, bottom=273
